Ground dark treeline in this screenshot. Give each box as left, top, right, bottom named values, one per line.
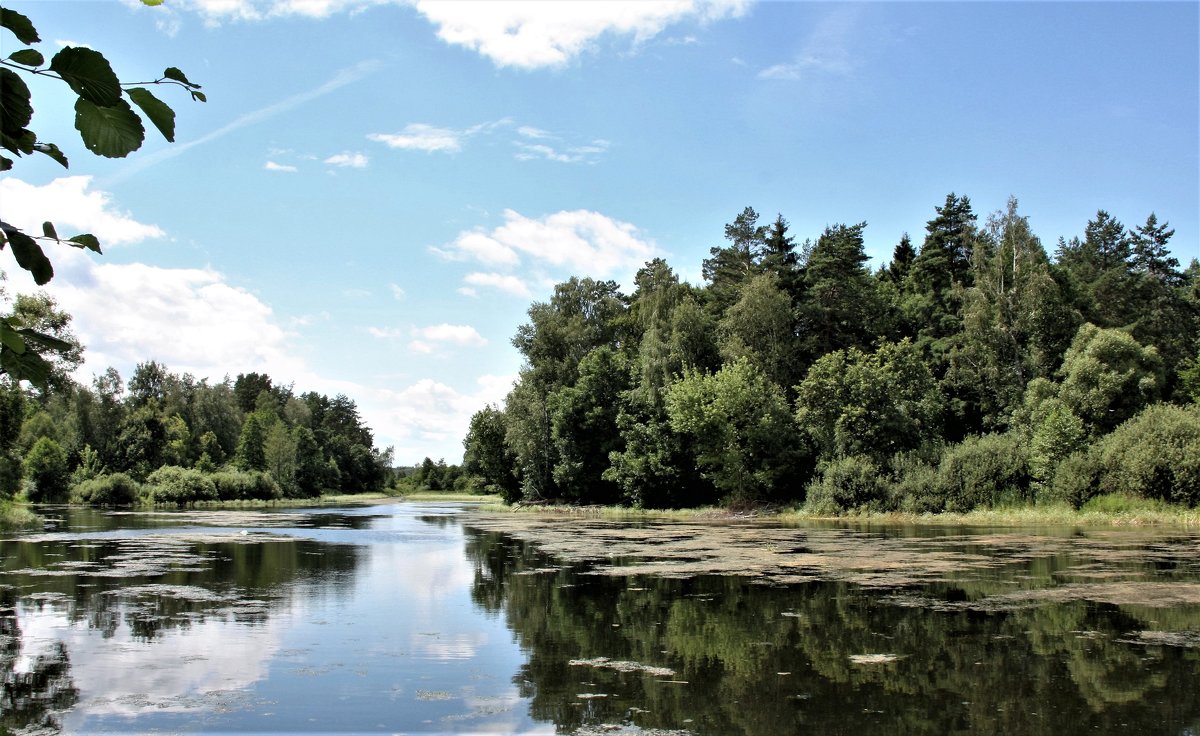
left=0, top=355, right=393, bottom=504
left=464, top=195, right=1200, bottom=512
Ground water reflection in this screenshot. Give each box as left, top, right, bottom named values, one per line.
left=463, top=526, right=1200, bottom=735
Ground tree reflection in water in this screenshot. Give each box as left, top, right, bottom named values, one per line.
left=463, top=527, right=1200, bottom=735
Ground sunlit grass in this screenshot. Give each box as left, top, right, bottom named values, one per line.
left=475, top=495, right=1200, bottom=527
left=0, top=499, right=41, bottom=530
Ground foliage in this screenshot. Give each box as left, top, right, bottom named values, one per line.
left=936, top=433, right=1030, bottom=512
left=463, top=405, right=521, bottom=502
left=23, top=435, right=69, bottom=502
left=210, top=470, right=281, bottom=502
left=0, top=3, right=204, bottom=287
left=1094, top=403, right=1200, bottom=506
left=1056, top=323, right=1163, bottom=435
left=794, top=339, right=943, bottom=462
left=804, top=454, right=888, bottom=515
left=145, top=465, right=217, bottom=505
left=665, top=358, right=805, bottom=503
left=70, top=472, right=141, bottom=506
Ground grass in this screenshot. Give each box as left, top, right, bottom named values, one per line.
left=399, top=491, right=502, bottom=503
left=0, top=499, right=41, bottom=530
left=473, top=494, right=1200, bottom=527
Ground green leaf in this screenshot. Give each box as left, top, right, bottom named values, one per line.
left=18, top=328, right=74, bottom=353
left=0, top=8, right=40, bottom=44
left=0, top=321, right=26, bottom=354
left=67, top=233, right=102, bottom=254
left=74, top=97, right=145, bottom=158
left=0, top=68, right=33, bottom=133
left=0, top=221, right=54, bottom=285
left=0, top=344, right=52, bottom=387
left=50, top=47, right=122, bottom=106
left=141, top=0, right=166, bottom=5
left=7, top=48, right=43, bottom=66
left=163, top=66, right=200, bottom=89
left=0, top=155, right=11, bottom=172
left=190, top=90, right=207, bottom=103
left=127, top=87, right=175, bottom=142
left=32, top=141, right=68, bottom=168
left=1, top=129, right=36, bottom=156
left=42, top=221, right=58, bottom=240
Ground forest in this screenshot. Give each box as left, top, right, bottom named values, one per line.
left=462, top=195, right=1200, bottom=513
left=0, top=313, right=393, bottom=505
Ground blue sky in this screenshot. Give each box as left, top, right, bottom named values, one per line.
left=3, top=0, right=1197, bottom=464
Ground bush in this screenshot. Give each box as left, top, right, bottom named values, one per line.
left=804, top=454, right=888, bottom=515
left=23, top=437, right=70, bottom=503
left=937, top=433, right=1030, bottom=512
left=1096, top=403, right=1200, bottom=506
left=888, top=452, right=943, bottom=513
left=211, top=470, right=282, bottom=501
left=146, top=465, right=218, bottom=505
left=1045, top=450, right=1100, bottom=508
left=71, top=473, right=143, bottom=506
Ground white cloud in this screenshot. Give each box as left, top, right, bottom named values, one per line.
left=0, top=177, right=165, bottom=246
left=389, top=283, right=406, bottom=300
left=372, top=373, right=515, bottom=462
left=440, top=209, right=655, bottom=280
left=55, top=39, right=93, bottom=49
left=264, top=160, right=298, bottom=172
left=324, top=151, right=369, bottom=168
left=513, top=139, right=609, bottom=164
left=517, top=125, right=552, bottom=139
left=409, top=0, right=751, bottom=69
left=457, top=287, right=477, bottom=298
left=368, top=123, right=463, bottom=152
left=413, top=323, right=487, bottom=346
left=367, top=326, right=406, bottom=339
left=463, top=272, right=531, bottom=297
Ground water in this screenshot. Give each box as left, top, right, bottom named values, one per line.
left=2, top=503, right=1198, bottom=734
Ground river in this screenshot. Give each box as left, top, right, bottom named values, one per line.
left=2, top=502, right=1198, bottom=734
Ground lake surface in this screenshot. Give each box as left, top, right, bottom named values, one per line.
left=2, top=502, right=1199, bottom=735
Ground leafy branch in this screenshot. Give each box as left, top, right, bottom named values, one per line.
left=0, top=3, right=205, bottom=285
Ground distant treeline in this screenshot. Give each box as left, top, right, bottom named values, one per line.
left=462, top=195, right=1200, bottom=512
left=1, top=359, right=393, bottom=504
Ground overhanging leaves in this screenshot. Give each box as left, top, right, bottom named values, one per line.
left=7, top=48, right=43, bottom=66
left=74, top=97, right=144, bottom=158
left=51, top=46, right=122, bottom=106
left=0, top=67, right=33, bottom=133
left=128, top=87, right=175, bottom=142
left=0, top=7, right=39, bottom=44
left=0, top=221, right=53, bottom=285
left=0, top=342, right=51, bottom=387
left=32, top=141, right=68, bottom=168
left=163, top=66, right=201, bottom=89
left=67, top=233, right=102, bottom=253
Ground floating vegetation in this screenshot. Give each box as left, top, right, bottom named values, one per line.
left=849, top=654, right=903, bottom=665
left=1120, top=630, right=1200, bottom=648
left=569, top=657, right=676, bottom=677
left=415, top=690, right=455, bottom=701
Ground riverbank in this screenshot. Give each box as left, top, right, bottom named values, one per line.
left=471, top=493, right=1200, bottom=527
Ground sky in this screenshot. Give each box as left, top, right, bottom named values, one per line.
left=2, top=0, right=1197, bottom=465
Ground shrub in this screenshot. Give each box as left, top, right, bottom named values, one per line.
left=888, top=452, right=943, bottom=513
left=1096, top=403, right=1200, bottom=506
left=937, top=433, right=1030, bottom=512
left=211, top=470, right=282, bottom=501
left=71, top=473, right=143, bottom=506
left=804, top=454, right=888, bottom=515
left=1044, top=450, right=1100, bottom=508
left=146, top=465, right=218, bottom=505
left=23, top=437, right=70, bottom=503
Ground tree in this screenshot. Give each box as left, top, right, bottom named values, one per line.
left=463, top=405, right=520, bottom=502
left=794, top=339, right=943, bottom=463
left=665, top=358, right=805, bottom=503
left=264, top=420, right=298, bottom=495
left=902, top=193, right=979, bottom=365
left=1055, top=323, right=1163, bottom=436
left=548, top=347, right=630, bottom=504
left=717, top=273, right=798, bottom=391
left=883, top=233, right=916, bottom=284
left=799, top=222, right=881, bottom=361
left=1054, top=210, right=1136, bottom=328
left=292, top=426, right=326, bottom=498
left=236, top=414, right=267, bottom=472
left=946, top=198, right=1076, bottom=430
left=23, top=436, right=69, bottom=502
left=702, top=207, right=766, bottom=313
